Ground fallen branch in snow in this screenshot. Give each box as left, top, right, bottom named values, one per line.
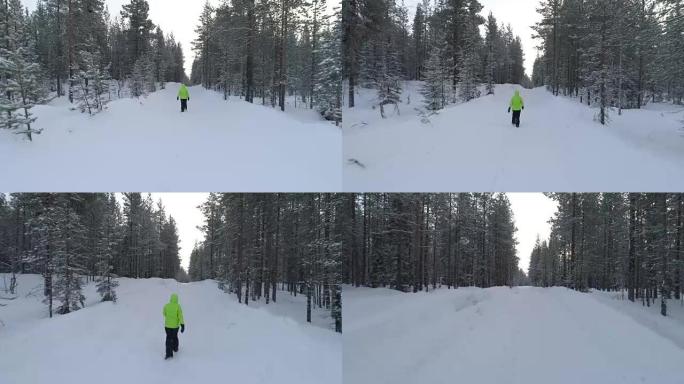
left=0, top=296, right=17, bottom=300
left=349, top=122, right=368, bottom=129
left=13, top=128, right=43, bottom=138
left=347, top=159, right=366, bottom=169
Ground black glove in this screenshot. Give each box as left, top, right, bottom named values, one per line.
left=522, top=106, right=524, bottom=110
left=177, top=97, right=179, bottom=101
left=187, top=98, right=190, bottom=101
left=507, top=107, right=511, bottom=113
left=180, top=324, right=185, bottom=333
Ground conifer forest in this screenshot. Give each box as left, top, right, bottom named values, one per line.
left=2, top=0, right=684, bottom=383
left=529, top=193, right=684, bottom=317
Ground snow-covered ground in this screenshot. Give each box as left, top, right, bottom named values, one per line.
left=343, top=285, right=684, bottom=384
left=0, top=84, right=342, bottom=192
left=0, top=274, right=341, bottom=384
left=343, top=83, right=684, bottom=192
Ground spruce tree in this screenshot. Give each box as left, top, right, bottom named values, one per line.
left=51, top=195, right=86, bottom=315
left=73, top=47, right=111, bottom=115
left=0, top=0, right=44, bottom=140
left=313, top=13, right=343, bottom=125
left=96, top=194, right=120, bottom=302
left=421, top=43, right=446, bottom=111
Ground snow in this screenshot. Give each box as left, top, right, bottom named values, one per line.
left=591, top=289, right=684, bottom=350
left=0, top=274, right=341, bottom=384
left=0, top=83, right=342, bottom=192
left=343, top=83, right=684, bottom=192
left=343, top=285, right=684, bottom=384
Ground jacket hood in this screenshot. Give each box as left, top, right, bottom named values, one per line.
left=514, top=90, right=520, bottom=96
left=170, top=293, right=178, bottom=304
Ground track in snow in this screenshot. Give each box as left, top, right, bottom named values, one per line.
left=0, top=84, right=341, bottom=192
left=0, top=275, right=340, bottom=384
left=343, top=83, right=684, bottom=192
left=343, top=286, right=684, bottom=384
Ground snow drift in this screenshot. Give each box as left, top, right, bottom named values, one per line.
left=343, top=285, right=684, bottom=384
left=0, top=84, right=342, bottom=192
left=0, top=274, right=341, bottom=384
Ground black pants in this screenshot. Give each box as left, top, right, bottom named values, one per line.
left=512, top=110, right=521, bottom=126
left=165, top=327, right=179, bottom=357
left=180, top=99, right=188, bottom=112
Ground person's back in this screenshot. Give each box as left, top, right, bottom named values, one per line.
left=178, top=84, right=190, bottom=100
left=163, top=293, right=185, bottom=359
left=177, top=84, right=190, bottom=112
left=508, top=90, right=525, bottom=127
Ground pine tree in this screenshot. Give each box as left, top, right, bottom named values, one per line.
left=129, top=55, right=152, bottom=97
left=192, top=1, right=213, bottom=89
left=120, top=0, right=153, bottom=72
left=51, top=195, right=86, bottom=315
left=0, top=46, right=44, bottom=140
left=0, top=0, right=44, bottom=140
left=483, top=13, right=498, bottom=95
left=458, top=50, right=480, bottom=102
left=313, top=12, right=342, bottom=125
left=153, top=27, right=167, bottom=89
left=73, top=47, right=111, bottom=115
left=421, top=43, right=446, bottom=111
left=96, top=194, right=119, bottom=302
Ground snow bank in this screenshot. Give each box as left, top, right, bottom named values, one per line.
left=343, top=286, right=684, bottom=384
left=0, top=84, right=342, bottom=192
left=0, top=274, right=341, bottom=384
left=590, top=289, right=684, bottom=350
left=343, top=83, right=684, bottom=192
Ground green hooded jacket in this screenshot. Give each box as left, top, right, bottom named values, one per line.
left=163, top=293, right=185, bottom=329
left=178, top=84, right=190, bottom=100
left=510, top=90, right=524, bottom=111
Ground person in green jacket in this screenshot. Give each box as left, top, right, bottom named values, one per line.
left=508, top=90, right=525, bottom=128
left=177, top=84, right=190, bottom=113
left=163, top=293, right=185, bottom=359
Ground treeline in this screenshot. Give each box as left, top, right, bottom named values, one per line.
left=532, top=0, right=684, bottom=124
left=342, top=193, right=525, bottom=291
left=0, top=193, right=181, bottom=317
left=190, top=0, right=342, bottom=124
left=528, top=193, right=683, bottom=316
left=188, top=193, right=342, bottom=332
left=343, top=0, right=527, bottom=115
left=0, top=0, right=186, bottom=139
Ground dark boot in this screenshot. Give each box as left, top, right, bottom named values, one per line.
left=513, top=110, right=521, bottom=127
left=165, top=327, right=178, bottom=358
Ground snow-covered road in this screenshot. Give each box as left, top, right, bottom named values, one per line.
left=343, top=83, right=684, bottom=192
left=0, top=84, right=342, bottom=192
left=343, top=286, right=684, bottom=384
left=0, top=275, right=341, bottom=384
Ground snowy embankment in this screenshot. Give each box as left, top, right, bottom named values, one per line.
left=0, top=84, right=342, bottom=192
left=343, top=285, right=684, bottom=384
left=0, top=274, right=341, bottom=384
left=343, top=82, right=684, bottom=192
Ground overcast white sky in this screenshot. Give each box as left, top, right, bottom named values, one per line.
left=153, top=193, right=208, bottom=270
left=22, top=0, right=222, bottom=75
left=404, top=0, right=541, bottom=76
left=507, top=193, right=557, bottom=273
